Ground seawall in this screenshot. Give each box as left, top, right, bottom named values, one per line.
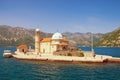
left=12, top=54, right=110, bottom=63
left=107, top=57, right=120, bottom=63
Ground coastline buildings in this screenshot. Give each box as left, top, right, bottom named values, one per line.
left=16, top=28, right=95, bottom=57
left=35, top=29, right=69, bottom=55
left=13, top=28, right=116, bottom=63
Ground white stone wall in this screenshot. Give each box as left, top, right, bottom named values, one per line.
left=83, top=51, right=94, bottom=57
left=40, top=42, right=50, bottom=53
left=50, top=45, right=57, bottom=53
left=40, top=42, right=58, bottom=54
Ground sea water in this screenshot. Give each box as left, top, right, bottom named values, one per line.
left=0, top=47, right=120, bottom=80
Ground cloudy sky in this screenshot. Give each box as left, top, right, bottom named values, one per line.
left=0, top=0, right=120, bottom=33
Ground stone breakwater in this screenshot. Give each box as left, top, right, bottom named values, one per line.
left=12, top=53, right=120, bottom=63
left=107, top=57, right=120, bottom=63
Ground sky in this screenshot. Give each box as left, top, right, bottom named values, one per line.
left=0, top=0, right=120, bottom=33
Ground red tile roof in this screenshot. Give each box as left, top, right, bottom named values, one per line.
left=17, top=45, right=27, bottom=49
left=41, top=38, right=52, bottom=42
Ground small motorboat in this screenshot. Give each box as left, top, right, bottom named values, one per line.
left=3, top=50, right=13, bottom=58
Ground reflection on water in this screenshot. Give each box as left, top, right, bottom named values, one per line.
left=16, top=60, right=120, bottom=80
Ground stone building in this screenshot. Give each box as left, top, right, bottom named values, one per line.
left=35, top=29, right=69, bottom=54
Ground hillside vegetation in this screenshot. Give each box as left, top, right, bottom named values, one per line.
left=0, top=25, right=104, bottom=46
left=0, top=25, right=52, bottom=46
left=1, top=25, right=120, bottom=47
left=95, top=28, right=120, bottom=47
left=63, top=32, right=104, bottom=46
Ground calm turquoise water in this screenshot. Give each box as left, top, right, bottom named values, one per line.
left=0, top=47, right=120, bottom=80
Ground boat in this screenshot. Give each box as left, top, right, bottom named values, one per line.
left=3, top=50, right=13, bottom=58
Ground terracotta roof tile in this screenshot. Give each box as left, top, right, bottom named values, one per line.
left=41, top=38, right=52, bottom=42
left=17, top=45, right=27, bottom=49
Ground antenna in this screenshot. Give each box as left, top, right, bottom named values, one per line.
left=91, top=33, right=94, bottom=51
left=91, top=32, right=95, bottom=56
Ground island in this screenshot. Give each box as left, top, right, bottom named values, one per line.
left=12, top=29, right=120, bottom=63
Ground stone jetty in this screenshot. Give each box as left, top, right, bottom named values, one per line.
left=12, top=52, right=117, bottom=63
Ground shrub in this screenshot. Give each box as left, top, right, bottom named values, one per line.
left=78, top=52, right=84, bottom=57
left=67, top=52, right=72, bottom=56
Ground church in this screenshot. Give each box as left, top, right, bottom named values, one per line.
left=35, top=29, right=69, bottom=54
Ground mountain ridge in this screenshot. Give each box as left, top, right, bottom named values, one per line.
left=0, top=25, right=120, bottom=47
left=95, top=27, right=120, bottom=47
left=0, top=25, right=52, bottom=46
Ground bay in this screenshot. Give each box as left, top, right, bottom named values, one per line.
left=0, top=47, right=120, bottom=80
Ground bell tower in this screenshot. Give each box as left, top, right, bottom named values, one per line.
left=35, top=29, right=40, bottom=54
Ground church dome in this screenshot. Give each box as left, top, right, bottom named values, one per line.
left=52, top=32, right=63, bottom=39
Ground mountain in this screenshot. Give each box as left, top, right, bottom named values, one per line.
left=63, top=32, right=104, bottom=46
left=0, top=25, right=52, bottom=46
left=95, top=27, right=120, bottom=47
left=0, top=25, right=104, bottom=46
